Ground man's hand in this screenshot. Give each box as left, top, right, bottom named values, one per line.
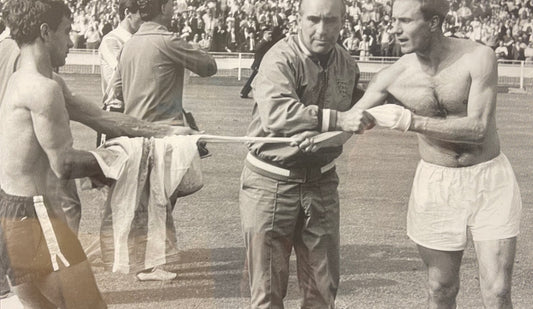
left=296, top=131, right=353, bottom=153
left=367, top=104, right=412, bottom=132
left=290, top=130, right=321, bottom=148
left=336, top=108, right=375, bottom=133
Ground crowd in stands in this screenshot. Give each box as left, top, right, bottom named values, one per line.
left=1, top=0, right=533, bottom=60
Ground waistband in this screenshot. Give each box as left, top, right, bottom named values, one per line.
left=245, top=153, right=335, bottom=183
left=419, top=153, right=506, bottom=171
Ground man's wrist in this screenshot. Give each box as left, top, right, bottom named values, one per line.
left=320, top=109, right=339, bottom=132
left=335, top=111, right=345, bottom=131
left=410, top=114, right=424, bottom=132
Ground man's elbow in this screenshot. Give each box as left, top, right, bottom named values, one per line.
left=197, top=60, right=217, bottom=77
left=52, top=160, right=74, bottom=180
left=469, top=123, right=488, bottom=144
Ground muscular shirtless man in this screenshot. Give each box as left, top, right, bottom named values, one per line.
left=311, top=0, right=521, bottom=308
left=0, top=0, right=110, bottom=307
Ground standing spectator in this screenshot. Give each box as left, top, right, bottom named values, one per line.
left=240, top=27, right=273, bottom=98
left=361, top=0, right=375, bottom=23
left=211, top=19, right=228, bottom=51
left=510, top=37, right=526, bottom=59
left=107, top=0, right=217, bottom=280
left=85, top=24, right=102, bottom=49
left=225, top=16, right=239, bottom=51
left=243, top=24, right=257, bottom=51
left=378, top=22, right=392, bottom=56
left=98, top=0, right=143, bottom=95
left=502, top=28, right=515, bottom=53
left=359, top=33, right=372, bottom=60
left=203, top=9, right=216, bottom=35
left=343, top=30, right=360, bottom=55
left=347, top=1, right=362, bottom=23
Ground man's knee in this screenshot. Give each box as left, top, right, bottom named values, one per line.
left=428, top=278, right=460, bottom=304
left=480, top=279, right=512, bottom=306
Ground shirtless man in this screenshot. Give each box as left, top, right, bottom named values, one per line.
left=303, top=0, right=522, bottom=308
left=0, top=0, right=110, bottom=307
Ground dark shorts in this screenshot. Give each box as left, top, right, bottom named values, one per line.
left=0, top=190, right=86, bottom=286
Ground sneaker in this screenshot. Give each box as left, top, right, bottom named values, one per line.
left=136, top=267, right=177, bottom=281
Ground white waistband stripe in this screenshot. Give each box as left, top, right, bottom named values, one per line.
left=246, top=153, right=335, bottom=177
left=247, top=153, right=290, bottom=176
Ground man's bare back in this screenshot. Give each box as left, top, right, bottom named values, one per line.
left=372, top=37, right=500, bottom=167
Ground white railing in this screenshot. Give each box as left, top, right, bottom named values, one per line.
left=62, top=50, right=533, bottom=90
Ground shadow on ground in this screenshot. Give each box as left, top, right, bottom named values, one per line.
left=101, top=243, right=475, bottom=305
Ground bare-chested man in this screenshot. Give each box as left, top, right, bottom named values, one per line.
left=0, top=0, right=111, bottom=307
left=302, top=0, right=521, bottom=308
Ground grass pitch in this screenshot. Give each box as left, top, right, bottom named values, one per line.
left=63, top=74, right=533, bottom=309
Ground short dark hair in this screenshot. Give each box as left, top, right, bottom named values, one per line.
left=137, top=0, right=169, bottom=21
left=2, top=0, right=72, bottom=46
left=417, top=0, right=450, bottom=27
left=118, top=0, right=139, bottom=21
left=299, top=0, right=347, bottom=17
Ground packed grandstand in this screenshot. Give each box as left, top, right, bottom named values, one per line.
left=1, top=0, right=533, bottom=60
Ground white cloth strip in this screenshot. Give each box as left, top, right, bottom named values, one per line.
left=198, top=134, right=296, bottom=144
left=33, top=196, right=70, bottom=271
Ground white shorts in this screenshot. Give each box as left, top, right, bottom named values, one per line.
left=407, top=153, right=522, bottom=251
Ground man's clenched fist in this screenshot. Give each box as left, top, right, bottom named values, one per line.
left=367, top=104, right=412, bottom=132
left=336, top=108, right=375, bottom=133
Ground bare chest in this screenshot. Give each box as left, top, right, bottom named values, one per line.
left=387, top=65, right=471, bottom=118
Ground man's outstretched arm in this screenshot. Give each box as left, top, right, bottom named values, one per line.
left=53, top=73, right=196, bottom=138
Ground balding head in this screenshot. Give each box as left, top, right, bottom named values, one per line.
left=298, top=0, right=345, bottom=56
left=299, top=0, right=346, bottom=18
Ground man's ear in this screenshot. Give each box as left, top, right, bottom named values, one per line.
left=160, top=2, right=168, bottom=15
left=430, top=15, right=440, bottom=32
left=40, top=23, right=51, bottom=42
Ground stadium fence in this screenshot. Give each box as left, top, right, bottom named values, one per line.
left=60, top=49, right=533, bottom=90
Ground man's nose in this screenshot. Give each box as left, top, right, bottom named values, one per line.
left=316, top=20, right=327, bottom=36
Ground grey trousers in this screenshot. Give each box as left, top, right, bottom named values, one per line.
left=239, top=166, right=340, bottom=309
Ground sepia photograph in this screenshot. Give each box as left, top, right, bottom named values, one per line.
left=0, top=0, right=532, bottom=308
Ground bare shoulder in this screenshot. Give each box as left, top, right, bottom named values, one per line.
left=369, top=55, right=409, bottom=88
left=463, top=40, right=495, bottom=59
left=11, top=72, right=64, bottom=111
left=451, top=38, right=496, bottom=63
left=457, top=40, right=497, bottom=77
